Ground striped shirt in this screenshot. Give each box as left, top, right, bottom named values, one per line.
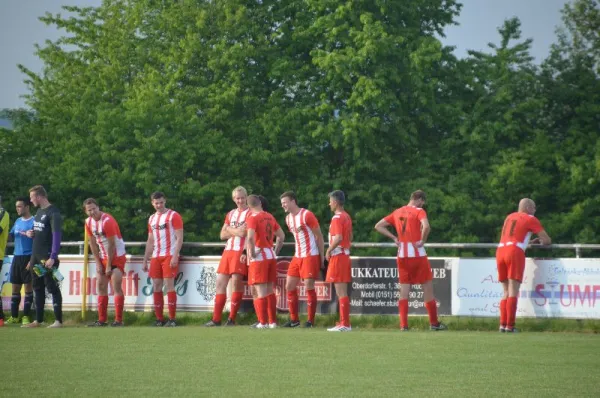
left=148, top=209, right=183, bottom=258
left=224, top=208, right=250, bottom=251
left=285, top=208, right=320, bottom=258
left=85, top=213, right=126, bottom=261
left=384, top=206, right=427, bottom=258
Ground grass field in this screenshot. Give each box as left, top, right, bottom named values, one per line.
left=2, top=322, right=599, bottom=397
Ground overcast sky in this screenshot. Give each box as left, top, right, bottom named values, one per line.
left=0, top=0, right=569, bottom=110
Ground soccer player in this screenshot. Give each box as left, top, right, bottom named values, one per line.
left=374, top=190, right=446, bottom=331
left=83, top=198, right=127, bottom=327
left=325, top=190, right=353, bottom=332
left=246, top=194, right=284, bottom=329
left=23, top=185, right=64, bottom=328
left=205, top=186, right=249, bottom=327
left=142, top=192, right=184, bottom=327
left=496, top=198, right=551, bottom=333
left=0, top=195, right=10, bottom=326
left=6, top=197, right=34, bottom=326
left=280, top=191, right=324, bottom=328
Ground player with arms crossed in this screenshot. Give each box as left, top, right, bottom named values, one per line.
left=325, top=190, right=353, bottom=332
left=374, top=190, right=446, bottom=331
left=280, top=191, right=324, bottom=328
left=142, top=192, right=184, bottom=327
left=84, top=198, right=127, bottom=327
left=24, top=185, right=64, bottom=328
left=245, top=195, right=284, bottom=329
left=205, top=186, right=250, bottom=327
left=6, top=197, right=34, bottom=326
left=496, top=198, right=551, bottom=332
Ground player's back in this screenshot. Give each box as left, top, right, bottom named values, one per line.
left=252, top=211, right=279, bottom=248
left=498, top=212, right=543, bottom=251
left=390, top=206, right=425, bottom=243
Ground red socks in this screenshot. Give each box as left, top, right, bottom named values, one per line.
left=398, top=299, right=408, bottom=328
left=425, top=300, right=439, bottom=326
left=98, top=295, right=108, bottom=323
left=507, top=297, right=518, bottom=328
left=339, top=296, right=350, bottom=327
left=287, top=290, right=299, bottom=322
left=254, top=297, right=268, bottom=325
left=153, top=292, right=164, bottom=321
left=267, top=293, right=277, bottom=324
left=229, top=292, right=243, bottom=321
left=114, top=295, right=124, bottom=323
left=307, top=289, right=317, bottom=323
left=500, top=298, right=507, bottom=327
left=213, top=293, right=227, bottom=323
left=167, top=291, right=177, bottom=320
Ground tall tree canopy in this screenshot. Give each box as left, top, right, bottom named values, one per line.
left=1, top=0, right=598, bottom=254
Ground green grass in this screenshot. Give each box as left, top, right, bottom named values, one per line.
left=2, top=323, right=599, bottom=397
left=14, top=309, right=600, bottom=333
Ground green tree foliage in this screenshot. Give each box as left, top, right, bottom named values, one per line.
left=0, top=0, right=597, bottom=253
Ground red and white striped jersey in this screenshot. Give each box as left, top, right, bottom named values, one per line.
left=148, top=209, right=183, bottom=258
left=85, top=213, right=126, bottom=261
left=285, top=208, right=320, bottom=258
left=223, top=208, right=250, bottom=252
left=497, top=212, right=544, bottom=252
left=384, top=206, right=427, bottom=258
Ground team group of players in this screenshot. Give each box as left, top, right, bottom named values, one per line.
left=0, top=185, right=550, bottom=332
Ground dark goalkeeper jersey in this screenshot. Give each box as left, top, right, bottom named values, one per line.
left=32, top=205, right=62, bottom=259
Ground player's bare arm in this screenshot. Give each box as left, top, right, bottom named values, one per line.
left=171, top=228, right=183, bottom=268
left=142, top=233, right=154, bottom=272
left=89, top=234, right=104, bottom=274
left=326, top=235, right=342, bottom=260
left=534, top=230, right=552, bottom=245
left=219, top=223, right=232, bottom=240
left=312, top=225, right=325, bottom=267
left=374, top=219, right=399, bottom=244
left=220, top=223, right=246, bottom=240
left=274, top=228, right=285, bottom=256
left=416, top=218, right=431, bottom=248
left=105, top=235, right=116, bottom=276
left=246, top=228, right=256, bottom=260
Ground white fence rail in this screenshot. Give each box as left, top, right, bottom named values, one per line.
left=18, top=241, right=600, bottom=258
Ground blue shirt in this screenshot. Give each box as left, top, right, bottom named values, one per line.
left=9, top=216, right=34, bottom=256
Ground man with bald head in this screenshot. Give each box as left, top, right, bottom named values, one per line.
left=496, top=198, right=551, bottom=332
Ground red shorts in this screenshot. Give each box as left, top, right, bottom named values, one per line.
left=496, top=247, right=526, bottom=282
left=326, top=254, right=351, bottom=283
left=248, top=259, right=277, bottom=285
left=101, top=256, right=126, bottom=274
left=217, top=250, right=247, bottom=276
left=149, top=256, right=179, bottom=279
left=396, top=257, right=433, bottom=284
left=288, top=255, right=321, bottom=279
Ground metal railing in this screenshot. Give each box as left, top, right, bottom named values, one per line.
left=46, top=241, right=600, bottom=258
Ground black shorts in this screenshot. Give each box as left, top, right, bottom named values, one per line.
left=31, top=257, right=61, bottom=294
left=10, top=255, right=33, bottom=284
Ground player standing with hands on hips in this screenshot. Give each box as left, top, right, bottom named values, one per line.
left=325, top=190, right=353, bottom=332
left=374, top=190, right=446, bottom=331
